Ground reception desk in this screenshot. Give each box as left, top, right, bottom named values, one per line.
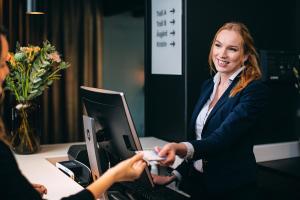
left=15, top=137, right=300, bottom=199
left=15, top=142, right=84, bottom=199
left=14, top=137, right=172, bottom=200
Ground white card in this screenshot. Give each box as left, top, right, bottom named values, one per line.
left=135, top=150, right=166, bottom=161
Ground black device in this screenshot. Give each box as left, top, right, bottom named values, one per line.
left=56, top=160, right=92, bottom=187
left=260, top=50, right=300, bottom=82
left=67, top=144, right=90, bottom=168
left=80, top=86, right=190, bottom=200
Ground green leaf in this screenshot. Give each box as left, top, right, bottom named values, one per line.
left=14, top=52, right=26, bottom=61
left=47, top=80, right=53, bottom=85
left=5, top=40, right=69, bottom=100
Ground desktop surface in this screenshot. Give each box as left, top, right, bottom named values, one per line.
left=257, top=157, right=300, bottom=200
left=14, top=142, right=85, bottom=200
left=258, top=157, right=300, bottom=178
left=14, top=138, right=184, bottom=200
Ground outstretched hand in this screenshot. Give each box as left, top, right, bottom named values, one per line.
left=155, top=144, right=177, bottom=166
left=155, top=142, right=188, bottom=166
left=110, top=153, right=147, bottom=182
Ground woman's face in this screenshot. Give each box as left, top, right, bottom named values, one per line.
left=0, top=35, right=9, bottom=95
left=212, top=29, right=247, bottom=77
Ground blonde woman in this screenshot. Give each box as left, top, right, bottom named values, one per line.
left=153, top=22, right=269, bottom=200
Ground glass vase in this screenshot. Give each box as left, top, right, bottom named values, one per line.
left=11, top=101, right=41, bottom=154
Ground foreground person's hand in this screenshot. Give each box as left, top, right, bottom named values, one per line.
left=110, top=153, right=147, bottom=182
left=32, top=183, right=47, bottom=197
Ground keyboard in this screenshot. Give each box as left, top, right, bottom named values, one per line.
left=121, top=182, right=190, bottom=200
left=108, top=191, right=131, bottom=200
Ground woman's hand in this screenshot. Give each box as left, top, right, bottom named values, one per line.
left=152, top=174, right=176, bottom=185
left=32, top=183, right=47, bottom=197
left=155, top=143, right=187, bottom=166
left=87, top=153, right=146, bottom=198
left=109, top=153, right=147, bottom=182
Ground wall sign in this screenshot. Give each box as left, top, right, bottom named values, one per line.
left=151, top=0, right=182, bottom=75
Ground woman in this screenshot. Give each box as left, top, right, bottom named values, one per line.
left=0, top=26, right=146, bottom=200
left=153, top=22, right=268, bottom=200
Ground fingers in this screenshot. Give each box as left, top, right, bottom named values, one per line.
left=161, top=151, right=175, bottom=166
left=154, top=146, right=161, bottom=153
left=157, top=144, right=176, bottom=166
left=157, top=146, right=168, bottom=157
left=133, top=160, right=147, bottom=174
left=32, top=183, right=47, bottom=196
left=130, top=152, right=144, bottom=163
left=130, top=153, right=147, bottom=177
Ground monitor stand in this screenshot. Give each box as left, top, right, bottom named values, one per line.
left=83, top=115, right=110, bottom=200
left=83, top=115, right=135, bottom=200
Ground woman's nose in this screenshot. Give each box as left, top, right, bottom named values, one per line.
left=219, top=48, right=227, bottom=58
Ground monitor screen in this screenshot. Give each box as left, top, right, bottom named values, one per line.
left=80, top=86, right=154, bottom=189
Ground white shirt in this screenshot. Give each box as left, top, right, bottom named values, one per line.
left=182, top=66, right=245, bottom=172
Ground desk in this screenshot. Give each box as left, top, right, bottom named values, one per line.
left=15, top=137, right=300, bottom=199
left=15, top=142, right=84, bottom=200
left=257, top=157, right=300, bottom=199
left=15, top=137, right=174, bottom=200
left=258, top=157, right=300, bottom=178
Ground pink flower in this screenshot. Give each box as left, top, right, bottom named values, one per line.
left=48, top=52, right=61, bottom=63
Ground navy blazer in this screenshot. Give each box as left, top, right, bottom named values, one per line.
left=176, top=76, right=269, bottom=194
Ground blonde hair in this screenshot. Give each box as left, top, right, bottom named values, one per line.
left=208, top=22, right=262, bottom=96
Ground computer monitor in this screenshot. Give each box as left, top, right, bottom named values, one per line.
left=80, top=86, right=155, bottom=190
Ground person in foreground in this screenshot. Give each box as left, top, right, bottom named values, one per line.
left=0, top=26, right=146, bottom=200
left=152, top=22, right=269, bottom=200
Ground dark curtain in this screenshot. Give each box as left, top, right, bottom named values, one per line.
left=1, top=0, right=104, bottom=144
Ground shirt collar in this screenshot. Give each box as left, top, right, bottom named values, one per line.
left=213, top=66, right=245, bottom=84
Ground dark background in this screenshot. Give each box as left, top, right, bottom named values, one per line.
left=145, top=0, right=300, bottom=144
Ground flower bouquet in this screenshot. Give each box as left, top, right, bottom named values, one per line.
left=5, top=41, right=69, bottom=154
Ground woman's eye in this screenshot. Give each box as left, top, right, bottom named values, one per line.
left=229, top=48, right=238, bottom=52
left=215, top=43, right=221, bottom=47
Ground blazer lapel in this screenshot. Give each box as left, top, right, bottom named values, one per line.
left=189, top=81, right=214, bottom=135
left=204, top=77, right=240, bottom=125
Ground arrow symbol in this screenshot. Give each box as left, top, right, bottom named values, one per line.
left=170, top=19, right=175, bottom=24
left=170, top=30, right=175, bottom=35
left=170, top=8, right=175, bottom=14
left=170, top=41, right=175, bottom=46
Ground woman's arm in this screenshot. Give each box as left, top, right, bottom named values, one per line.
left=190, top=81, right=269, bottom=160
left=86, top=153, right=146, bottom=199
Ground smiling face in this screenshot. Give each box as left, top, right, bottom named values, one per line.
left=0, top=35, right=9, bottom=95
left=211, top=29, right=248, bottom=78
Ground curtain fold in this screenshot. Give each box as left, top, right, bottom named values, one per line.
left=1, top=0, right=104, bottom=144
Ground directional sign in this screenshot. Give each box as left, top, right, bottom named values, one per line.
left=151, top=0, right=182, bottom=75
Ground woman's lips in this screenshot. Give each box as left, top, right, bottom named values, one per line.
left=217, top=58, right=229, bottom=67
